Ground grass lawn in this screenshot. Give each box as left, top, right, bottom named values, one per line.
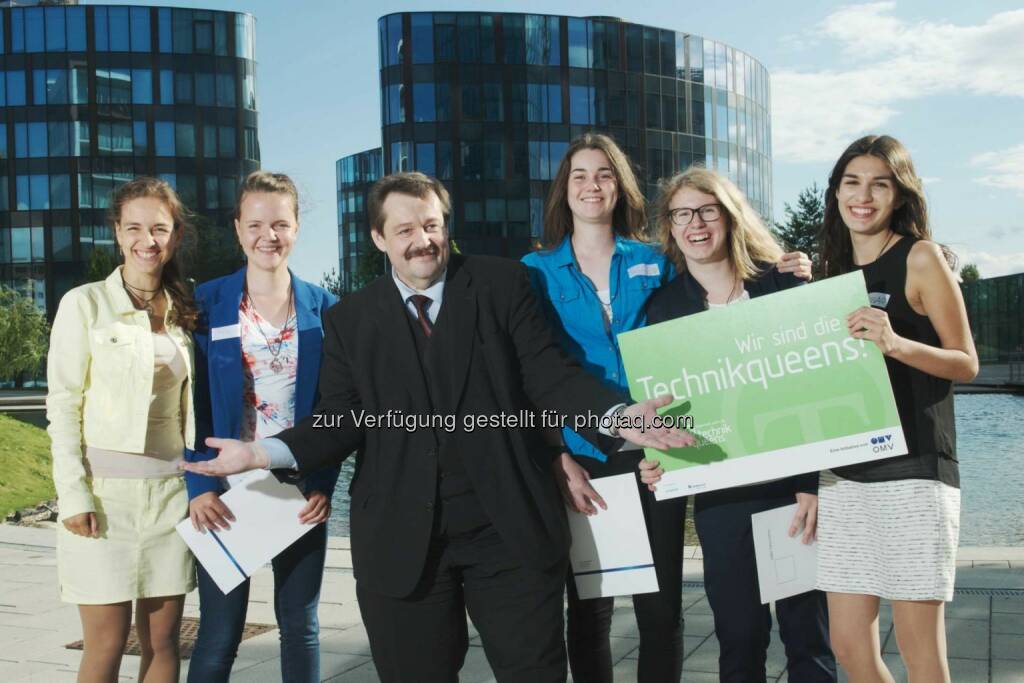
left=0, top=414, right=54, bottom=516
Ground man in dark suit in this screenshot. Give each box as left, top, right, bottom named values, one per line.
left=183, top=172, right=691, bottom=682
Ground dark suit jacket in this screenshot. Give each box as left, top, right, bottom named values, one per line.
left=275, top=254, right=623, bottom=597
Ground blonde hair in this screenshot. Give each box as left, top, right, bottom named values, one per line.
left=655, top=166, right=782, bottom=281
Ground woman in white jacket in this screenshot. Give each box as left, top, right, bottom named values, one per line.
left=47, top=177, right=198, bottom=683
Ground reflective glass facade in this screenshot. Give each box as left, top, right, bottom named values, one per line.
left=337, top=12, right=772, bottom=287
left=0, top=4, right=259, bottom=316
left=962, top=273, right=1024, bottom=363
left=336, top=147, right=382, bottom=291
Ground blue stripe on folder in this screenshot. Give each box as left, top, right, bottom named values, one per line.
left=208, top=529, right=247, bottom=580
left=573, top=563, right=655, bottom=577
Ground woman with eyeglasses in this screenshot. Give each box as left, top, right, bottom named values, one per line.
left=642, top=167, right=837, bottom=683
left=523, top=133, right=813, bottom=683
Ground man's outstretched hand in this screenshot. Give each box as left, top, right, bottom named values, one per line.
left=179, top=437, right=269, bottom=477
left=617, top=396, right=696, bottom=450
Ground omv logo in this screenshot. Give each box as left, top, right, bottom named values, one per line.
left=870, top=434, right=895, bottom=453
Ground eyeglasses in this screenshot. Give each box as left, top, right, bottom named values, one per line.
left=665, top=203, right=723, bottom=227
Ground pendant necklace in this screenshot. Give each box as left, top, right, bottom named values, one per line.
left=246, top=285, right=294, bottom=374
left=123, top=278, right=161, bottom=317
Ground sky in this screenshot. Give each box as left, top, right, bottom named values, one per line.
left=138, top=0, right=1024, bottom=282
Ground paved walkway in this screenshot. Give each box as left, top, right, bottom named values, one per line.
left=1, top=524, right=1021, bottom=682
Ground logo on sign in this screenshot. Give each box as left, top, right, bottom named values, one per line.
left=870, top=433, right=895, bottom=453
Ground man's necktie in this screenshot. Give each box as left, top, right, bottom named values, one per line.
left=409, top=294, right=433, bottom=338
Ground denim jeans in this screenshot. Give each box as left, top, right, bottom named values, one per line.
left=187, top=522, right=327, bottom=683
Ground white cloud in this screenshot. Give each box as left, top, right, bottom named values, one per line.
left=919, top=177, right=941, bottom=185
left=949, top=249, right=1024, bottom=278
left=772, top=4, right=1024, bottom=162
left=970, top=144, right=1024, bottom=195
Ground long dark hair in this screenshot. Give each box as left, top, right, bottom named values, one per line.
left=541, top=133, right=646, bottom=248
left=110, top=177, right=199, bottom=331
left=819, top=135, right=954, bottom=277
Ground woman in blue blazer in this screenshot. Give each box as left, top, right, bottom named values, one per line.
left=184, top=171, right=339, bottom=682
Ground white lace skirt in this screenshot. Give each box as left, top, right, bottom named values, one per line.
left=815, top=470, right=960, bottom=601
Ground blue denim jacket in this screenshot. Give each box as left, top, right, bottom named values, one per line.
left=522, top=236, right=674, bottom=461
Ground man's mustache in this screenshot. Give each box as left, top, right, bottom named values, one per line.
left=405, top=244, right=440, bottom=260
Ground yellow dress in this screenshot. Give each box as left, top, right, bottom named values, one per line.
left=56, top=332, right=196, bottom=604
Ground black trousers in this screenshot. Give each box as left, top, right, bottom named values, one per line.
left=566, top=452, right=687, bottom=683
left=356, top=522, right=567, bottom=683
left=695, top=487, right=837, bottom=683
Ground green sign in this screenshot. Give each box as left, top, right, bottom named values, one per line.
left=619, top=271, right=907, bottom=500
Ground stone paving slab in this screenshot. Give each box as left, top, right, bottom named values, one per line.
left=0, top=525, right=1022, bottom=681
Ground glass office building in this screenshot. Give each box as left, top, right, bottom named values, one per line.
left=338, top=12, right=771, bottom=288
left=336, top=147, right=382, bottom=291
left=0, top=3, right=259, bottom=317
left=962, top=272, right=1024, bottom=363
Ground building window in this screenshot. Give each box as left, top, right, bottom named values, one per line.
left=570, top=86, right=594, bottom=125
left=413, top=83, right=435, bottom=122
left=173, top=10, right=193, bottom=54
left=204, top=175, right=219, bottom=208
left=218, top=126, right=236, bottom=158
left=133, top=121, right=148, bottom=155
left=426, top=15, right=452, bottom=63
left=391, top=141, right=411, bottom=173
left=195, top=73, right=215, bottom=106
left=217, top=72, right=236, bottom=107
left=50, top=175, right=71, bottom=209
left=437, top=141, right=453, bottom=180
left=71, top=66, right=88, bottom=103
left=527, top=84, right=561, bottom=123
left=44, top=6, right=65, bottom=51
left=21, top=8, right=45, bottom=53
left=415, top=143, right=436, bottom=176
left=383, top=14, right=403, bottom=67
left=175, top=72, right=194, bottom=104
left=483, top=84, right=502, bottom=122
left=386, top=84, right=405, bottom=124
left=131, top=69, right=152, bottom=104
left=158, top=8, right=172, bottom=53
left=155, top=122, right=176, bottom=156
left=525, top=15, right=559, bottom=66
left=175, top=123, right=196, bottom=157
left=568, top=18, right=591, bottom=68
left=411, top=14, right=433, bottom=64
left=67, top=7, right=86, bottom=51
left=244, top=127, right=260, bottom=161
left=130, top=7, right=151, bottom=52
left=52, top=226, right=73, bottom=262
left=3, top=71, right=27, bottom=106
left=48, top=121, right=70, bottom=157
left=160, top=70, right=174, bottom=104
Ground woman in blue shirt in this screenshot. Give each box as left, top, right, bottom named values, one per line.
left=524, top=133, right=811, bottom=682
left=184, top=171, right=339, bottom=682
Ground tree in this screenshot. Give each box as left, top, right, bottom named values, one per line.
left=350, top=247, right=387, bottom=291
left=960, top=263, right=980, bottom=283
left=83, top=246, right=117, bottom=283
left=180, top=214, right=244, bottom=285
left=0, top=287, right=49, bottom=385
left=320, top=267, right=344, bottom=298
left=774, top=183, right=825, bottom=264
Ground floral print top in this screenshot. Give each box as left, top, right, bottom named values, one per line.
left=239, top=296, right=298, bottom=442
